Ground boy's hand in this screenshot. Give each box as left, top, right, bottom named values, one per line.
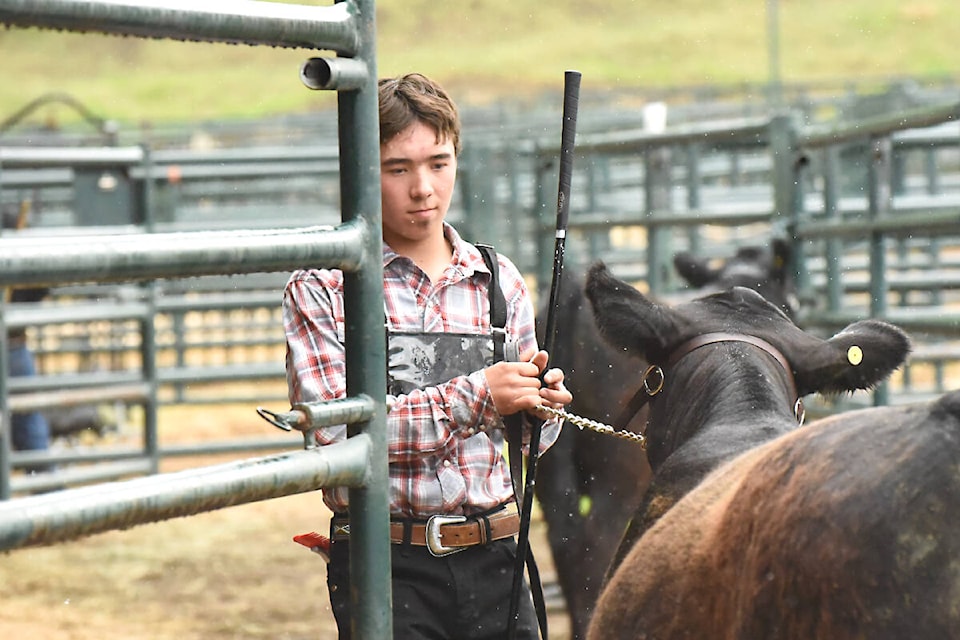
left=485, top=349, right=572, bottom=416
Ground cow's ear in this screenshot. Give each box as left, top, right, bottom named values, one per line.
left=673, top=252, right=718, bottom=288
left=793, top=320, right=911, bottom=396
left=585, top=262, right=679, bottom=359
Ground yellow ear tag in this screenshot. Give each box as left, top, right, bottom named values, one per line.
left=847, top=345, right=863, bottom=366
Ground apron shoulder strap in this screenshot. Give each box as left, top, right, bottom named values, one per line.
left=476, top=243, right=508, bottom=362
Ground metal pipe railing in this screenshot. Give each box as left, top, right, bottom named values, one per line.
left=0, top=223, right=364, bottom=287
left=0, top=0, right=358, bottom=53
left=0, top=435, right=372, bottom=550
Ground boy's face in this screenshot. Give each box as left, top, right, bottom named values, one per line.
left=379, top=120, right=457, bottom=252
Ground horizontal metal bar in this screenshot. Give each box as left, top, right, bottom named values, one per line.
left=7, top=371, right=143, bottom=394
left=0, top=146, right=145, bottom=167
left=141, top=161, right=341, bottom=181
left=292, top=395, right=377, bottom=429
left=10, top=438, right=295, bottom=467
left=0, top=435, right=371, bottom=551
left=11, top=447, right=145, bottom=467
left=10, top=459, right=155, bottom=496
left=151, top=145, right=340, bottom=165
left=795, top=207, right=960, bottom=239
left=555, top=207, right=772, bottom=232
left=0, top=167, right=72, bottom=188
left=154, top=292, right=283, bottom=312
left=8, top=382, right=151, bottom=412
left=159, top=437, right=297, bottom=457
left=8, top=366, right=286, bottom=394
left=800, top=100, right=960, bottom=148
left=0, top=0, right=359, bottom=54
left=564, top=116, right=771, bottom=155
left=798, top=308, right=960, bottom=336
left=4, top=301, right=151, bottom=329
left=0, top=222, right=367, bottom=287
left=645, top=208, right=773, bottom=228
left=158, top=363, right=284, bottom=384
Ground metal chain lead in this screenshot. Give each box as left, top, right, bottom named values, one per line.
left=536, top=405, right=647, bottom=448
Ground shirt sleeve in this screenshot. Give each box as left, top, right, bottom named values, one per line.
left=283, top=271, right=348, bottom=444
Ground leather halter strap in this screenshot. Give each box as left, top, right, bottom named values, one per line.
left=613, top=331, right=803, bottom=432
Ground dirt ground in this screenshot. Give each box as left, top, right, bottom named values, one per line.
left=0, top=403, right=571, bottom=639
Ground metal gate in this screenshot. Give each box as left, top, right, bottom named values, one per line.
left=0, top=1, right=391, bottom=637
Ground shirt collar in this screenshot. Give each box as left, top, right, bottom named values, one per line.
left=382, top=223, right=491, bottom=279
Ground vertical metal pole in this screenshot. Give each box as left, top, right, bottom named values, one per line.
left=140, top=143, right=160, bottom=474
left=867, top=135, right=891, bottom=406
left=822, top=147, right=843, bottom=312
left=0, top=292, right=9, bottom=500
left=685, top=143, right=702, bottom=256
left=142, top=284, right=160, bottom=475
left=533, top=148, right=554, bottom=299
left=644, top=146, right=672, bottom=296
left=142, top=144, right=156, bottom=231
left=0, top=159, right=9, bottom=499
left=770, top=114, right=805, bottom=292
left=338, top=1, right=392, bottom=638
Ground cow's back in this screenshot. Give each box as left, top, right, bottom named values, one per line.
left=589, top=390, right=960, bottom=640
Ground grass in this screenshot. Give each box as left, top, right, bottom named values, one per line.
left=1, top=0, right=958, bottom=127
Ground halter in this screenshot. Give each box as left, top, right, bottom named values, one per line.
left=612, top=331, right=806, bottom=433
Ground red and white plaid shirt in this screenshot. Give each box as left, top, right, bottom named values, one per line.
left=283, top=223, right=561, bottom=518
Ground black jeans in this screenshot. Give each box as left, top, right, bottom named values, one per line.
left=327, top=535, right=539, bottom=640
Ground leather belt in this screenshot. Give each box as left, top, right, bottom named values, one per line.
left=331, top=506, right=520, bottom=557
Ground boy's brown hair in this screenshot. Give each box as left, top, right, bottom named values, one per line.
left=378, top=73, right=462, bottom=156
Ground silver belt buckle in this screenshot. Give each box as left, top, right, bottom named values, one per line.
left=425, top=514, right=467, bottom=557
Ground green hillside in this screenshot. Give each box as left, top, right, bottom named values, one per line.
left=1, top=0, right=958, bottom=126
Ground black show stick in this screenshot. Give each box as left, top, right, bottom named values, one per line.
left=507, top=69, right=581, bottom=640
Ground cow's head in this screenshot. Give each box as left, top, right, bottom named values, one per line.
left=673, top=239, right=797, bottom=318
left=586, top=261, right=909, bottom=399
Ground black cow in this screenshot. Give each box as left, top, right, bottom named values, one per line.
left=672, top=238, right=796, bottom=318
left=582, top=262, right=927, bottom=640
left=534, top=240, right=799, bottom=639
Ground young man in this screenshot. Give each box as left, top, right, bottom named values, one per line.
left=283, top=73, right=571, bottom=639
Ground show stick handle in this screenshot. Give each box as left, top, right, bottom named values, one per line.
left=555, top=69, right=581, bottom=234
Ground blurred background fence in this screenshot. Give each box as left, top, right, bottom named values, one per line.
left=3, top=76, right=960, bottom=495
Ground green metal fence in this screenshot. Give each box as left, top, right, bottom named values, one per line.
left=523, top=99, right=960, bottom=414
left=0, top=1, right=391, bottom=638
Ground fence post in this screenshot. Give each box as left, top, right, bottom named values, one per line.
left=683, top=143, right=703, bottom=257
left=334, top=1, right=393, bottom=636
left=644, top=145, right=673, bottom=296
left=867, top=134, right=892, bottom=406
left=0, top=296, right=9, bottom=499
left=0, top=158, right=8, bottom=498
left=533, top=146, right=557, bottom=297
left=822, top=146, right=843, bottom=312
left=769, top=113, right=806, bottom=293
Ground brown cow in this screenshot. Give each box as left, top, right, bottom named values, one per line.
left=591, top=397, right=960, bottom=639
left=581, top=261, right=919, bottom=639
